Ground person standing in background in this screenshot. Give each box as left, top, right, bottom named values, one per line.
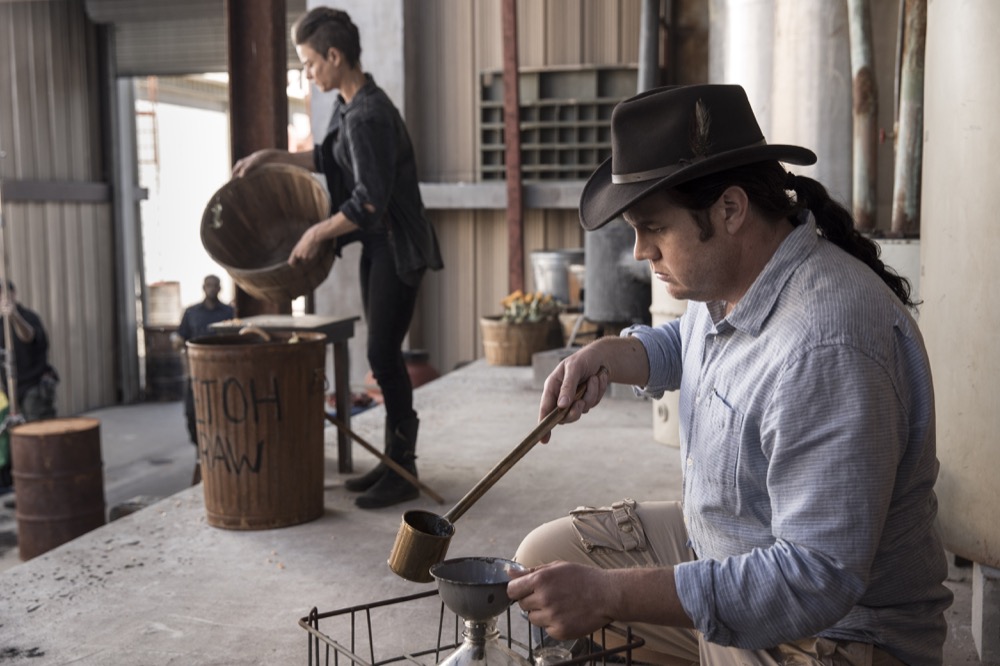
left=0, top=281, right=59, bottom=502
left=171, top=275, right=234, bottom=482
left=232, top=8, right=443, bottom=509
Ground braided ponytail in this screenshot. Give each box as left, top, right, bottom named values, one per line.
left=787, top=173, right=914, bottom=307
left=670, top=160, right=916, bottom=308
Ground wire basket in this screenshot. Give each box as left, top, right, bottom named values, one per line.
left=299, top=589, right=645, bottom=666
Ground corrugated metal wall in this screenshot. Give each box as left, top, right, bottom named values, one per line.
left=407, top=0, right=642, bottom=375
left=0, top=0, right=118, bottom=415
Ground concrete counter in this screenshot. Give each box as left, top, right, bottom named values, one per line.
left=0, top=361, right=668, bottom=664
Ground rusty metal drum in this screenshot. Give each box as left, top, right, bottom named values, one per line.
left=186, top=332, right=327, bottom=530
left=11, top=417, right=106, bottom=560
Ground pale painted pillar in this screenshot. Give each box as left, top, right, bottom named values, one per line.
left=921, top=2, right=1000, bottom=661
left=708, top=0, right=775, bottom=137
left=770, top=0, right=853, bottom=205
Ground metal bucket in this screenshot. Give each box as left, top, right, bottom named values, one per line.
left=530, top=248, right=584, bottom=305
left=187, top=332, right=327, bottom=530
left=584, top=219, right=650, bottom=325
left=11, top=417, right=106, bottom=561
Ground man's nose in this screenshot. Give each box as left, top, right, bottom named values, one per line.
left=633, top=231, right=657, bottom=261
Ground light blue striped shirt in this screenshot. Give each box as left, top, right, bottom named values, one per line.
left=624, top=220, right=952, bottom=665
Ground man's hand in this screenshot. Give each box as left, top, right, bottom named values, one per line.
left=507, top=562, right=618, bottom=640
left=508, top=561, right=693, bottom=640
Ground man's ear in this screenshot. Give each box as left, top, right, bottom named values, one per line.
left=326, top=46, right=341, bottom=65
left=719, top=185, right=749, bottom=235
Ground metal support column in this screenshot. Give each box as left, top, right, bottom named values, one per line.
left=502, top=0, right=524, bottom=295
left=227, top=0, right=292, bottom=316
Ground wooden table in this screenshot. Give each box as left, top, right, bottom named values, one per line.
left=210, top=314, right=360, bottom=472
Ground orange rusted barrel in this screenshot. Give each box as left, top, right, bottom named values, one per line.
left=186, top=332, right=327, bottom=530
left=11, top=417, right=106, bottom=561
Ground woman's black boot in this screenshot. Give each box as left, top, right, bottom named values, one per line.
left=356, top=415, right=419, bottom=509
left=344, top=418, right=395, bottom=492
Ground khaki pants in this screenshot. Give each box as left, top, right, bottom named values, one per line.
left=514, top=500, right=904, bottom=666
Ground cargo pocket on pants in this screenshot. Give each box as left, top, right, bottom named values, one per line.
left=569, top=498, right=658, bottom=567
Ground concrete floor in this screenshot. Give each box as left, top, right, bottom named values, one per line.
left=0, top=360, right=985, bottom=664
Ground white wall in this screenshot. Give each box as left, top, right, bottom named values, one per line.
left=921, top=0, right=1000, bottom=570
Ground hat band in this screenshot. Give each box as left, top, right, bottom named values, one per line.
left=610, top=139, right=768, bottom=184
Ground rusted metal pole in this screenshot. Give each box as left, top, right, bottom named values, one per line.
left=847, top=0, right=878, bottom=232
left=502, top=0, right=524, bottom=295
left=226, top=0, right=292, bottom=316
left=891, top=0, right=926, bottom=237
left=639, top=0, right=661, bottom=93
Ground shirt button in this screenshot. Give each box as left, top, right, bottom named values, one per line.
left=621, top=524, right=633, bottom=533
left=686, top=457, right=693, bottom=467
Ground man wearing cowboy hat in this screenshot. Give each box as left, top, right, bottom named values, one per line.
left=508, top=85, right=951, bottom=666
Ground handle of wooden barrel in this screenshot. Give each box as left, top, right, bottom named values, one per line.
left=238, top=325, right=271, bottom=342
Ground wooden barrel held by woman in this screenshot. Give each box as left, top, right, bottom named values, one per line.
left=200, top=164, right=334, bottom=302
left=186, top=332, right=327, bottom=530
left=11, top=417, right=106, bottom=561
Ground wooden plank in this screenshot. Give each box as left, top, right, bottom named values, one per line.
left=475, top=210, right=509, bottom=358
left=79, top=204, right=100, bottom=407
left=62, top=0, right=89, bottom=180
left=546, top=0, right=583, bottom=65
left=583, top=0, right=619, bottom=64
left=419, top=210, right=477, bottom=373
left=440, top=0, right=476, bottom=182
left=517, top=0, right=546, bottom=67
left=475, top=0, right=503, bottom=74
left=618, top=0, right=643, bottom=64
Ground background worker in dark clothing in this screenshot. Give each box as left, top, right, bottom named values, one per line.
left=0, top=281, right=58, bottom=495
left=171, top=275, right=234, bottom=452
left=232, top=8, right=443, bottom=509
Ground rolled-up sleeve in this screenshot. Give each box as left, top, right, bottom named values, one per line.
left=621, top=319, right=683, bottom=398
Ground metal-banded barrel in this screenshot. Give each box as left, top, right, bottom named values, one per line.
left=11, top=417, right=106, bottom=561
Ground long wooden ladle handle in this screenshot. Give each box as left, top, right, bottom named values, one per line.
left=442, top=381, right=588, bottom=524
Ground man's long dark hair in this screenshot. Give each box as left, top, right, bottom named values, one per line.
left=668, top=160, right=915, bottom=308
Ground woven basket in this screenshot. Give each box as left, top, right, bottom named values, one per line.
left=200, top=164, right=334, bottom=302
left=480, top=316, right=557, bottom=366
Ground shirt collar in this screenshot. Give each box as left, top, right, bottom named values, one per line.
left=338, top=73, right=376, bottom=108
left=709, top=217, right=818, bottom=336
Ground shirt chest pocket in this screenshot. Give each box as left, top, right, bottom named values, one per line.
left=699, top=388, right=745, bottom=488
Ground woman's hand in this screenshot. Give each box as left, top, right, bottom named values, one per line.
left=233, top=148, right=316, bottom=178
left=232, top=149, right=281, bottom=178
left=288, top=221, right=328, bottom=265
left=507, top=562, right=618, bottom=640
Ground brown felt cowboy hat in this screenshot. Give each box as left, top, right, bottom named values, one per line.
left=580, top=84, right=817, bottom=231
